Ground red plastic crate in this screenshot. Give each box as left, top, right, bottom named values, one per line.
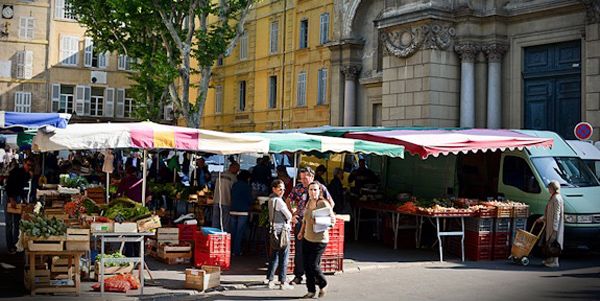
left=465, top=231, right=493, bottom=247
left=194, top=251, right=230, bottom=271
left=329, top=219, right=345, bottom=239
left=465, top=244, right=492, bottom=261
left=492, top=245, right=510, bottom=260
left=493, top=232, right=510, bottom=248
left=194, top=231, right=231, bottom=254
left=177, top=224, right=197, bottom=241
left=286, top=255, right=342, bottom=274
left=324, top=237, right=344, bottom=256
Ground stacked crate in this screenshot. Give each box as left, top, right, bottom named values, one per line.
left=492, top=218, right=511, bottom=260
left=447, top=206, right=495, bottom=261
left=178, top=224, right=197, bottom=243
left=286, top=218, right=345, bottom=274
left=193, top=231, right=231, bottom=271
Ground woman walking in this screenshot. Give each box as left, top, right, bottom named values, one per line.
left=298, top=182, right=336, bottom=299
left=537, top=180, right=564, bottom=268
left=265, top=179, right=294, bottom=289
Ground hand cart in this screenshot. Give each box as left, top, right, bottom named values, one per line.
left=509, top=221, right=545, bottom=266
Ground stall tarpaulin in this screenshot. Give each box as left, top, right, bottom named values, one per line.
left=243, top=132, right=404, bottom=157
left=345, top=129, right=554, bottom=159
left=32, top=121, right=269, bottom=154
left=0, top=111, right=71, bottom=129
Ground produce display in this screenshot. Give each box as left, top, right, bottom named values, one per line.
left=65, top=195, right=99, bottom=217
left=19, top=215, right=67, bottom=238
left=91, top=274, right=140, bottom=292
left=60, top=175, right=89, bottom=189
left=96, top=252, right=129, bottom=267
left=103, top=197, right=151, bottom=221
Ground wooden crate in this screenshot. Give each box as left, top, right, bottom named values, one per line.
left=66, top=229, right=90, bottom=251
left=51, top=257, right=74, bottom=275
left=184, top=266, right=220, bottom=291
left=157, top=243, right=192, bottom=264
left=90, top=222, right=114, bottom=233
left=6, top=203, right=26, bottom=214
left=24, top=269, right=51, bottom=290
left=157, top=228, right=179, bottom=245
left=137, top=215, right=161, bottom=232
left=27, top=236, right=65, bottom=251
left=85, top=187, right=106, bottom=204
left=44, top=208, right=69, bottom=221
left=114, top=222, right=138, bottom=233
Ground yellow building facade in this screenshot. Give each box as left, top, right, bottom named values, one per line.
left=0, top=0, right=136, bottom=122
left=201, top=0, right=334, bottom=132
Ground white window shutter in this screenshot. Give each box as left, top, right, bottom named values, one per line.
left=28, top=18, right=35, bottom=39
left=24, top=93, right=32, bottom=112
left=0, top=60, right=11, bottom=78
left=104, top=88, right=114, bottom=117
left=116, top=88, right=125, bottom=117
left=59, top=36, right=67, bottom=63
left=14, top=92, right=22, bottom=112
left=118, top=55, right=125, bottom=70
left=19, top=17, right=27, bottom=39
left=52, top=84, right=61, bottom=112
left=84, top=37, right=93, bottom=67
left=164, top=102, right=173, bottom=120
left=99, top=51, right=108, bottom=68
left=16, top=51, right=25, bottom=79
left=84, top=86, right=91, bottom=115
left=75, top=85, right=85, bottom=115
left=56, top=0, right=65, bottom=19
left=24, top=51, right=33, bottom=79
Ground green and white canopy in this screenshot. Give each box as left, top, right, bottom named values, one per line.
left=245, top=132, right=404, bottom=158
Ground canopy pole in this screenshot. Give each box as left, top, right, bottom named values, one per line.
left=293, top=153, right=298, bottom=185
left=106, top=172, right=110, bottom=203
left=142, top=149, right=147, bottom=206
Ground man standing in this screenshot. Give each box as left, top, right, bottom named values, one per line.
left=212, top=162, right=239, bottom=231
left=286, top=167, right=334, bottom=285
left=193, top=157, right=211, bottom=190
left=5, top=158, right=32, bottom=254
left=348, top=159, right=378, bottom=194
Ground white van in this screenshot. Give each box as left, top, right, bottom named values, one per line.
left=567, top=140, right=600, bottom=180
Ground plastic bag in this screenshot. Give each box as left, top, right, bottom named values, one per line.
left=92, top=274, right=139, bottom=292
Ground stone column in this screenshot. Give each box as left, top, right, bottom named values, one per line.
left=341, top=65, right=361, bottom=126
left=485, top=43, right=508, bottom=129
left=455, top=43, right=480, bottom=128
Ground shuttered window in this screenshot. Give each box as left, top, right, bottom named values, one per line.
left=19, top=17, right=35, bottom=40
left=116, top=88, right=125, bottom=117
left=239, top=32, right=248, bottom=60
left=317, top=68, right=327, bottom=105
left=297, top=72, right=306, bottom=106
left=14, top=92, right=32, bottom=113
left=270, top=21, right=279, bottom=54
left=299, top=19, right=308, bottom=49
left=55, top=0, right=76, bottom=20
left=104, top=88, right=114, bottom=117
left=320, top=13, right=329, bottom=44
left=60, top=35, right=79, bottom=66
left=16, top=50, right=33, bottom=79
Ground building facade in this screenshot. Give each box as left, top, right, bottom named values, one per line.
left=330, top=0, right=600, bottom=140
left=201, top=0, right=334, bottom=132
left=0, top=0, right=136, bottom=122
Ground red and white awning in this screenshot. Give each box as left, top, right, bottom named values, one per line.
left=345, top=129, right=554, bottom=159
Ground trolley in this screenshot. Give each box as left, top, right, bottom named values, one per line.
left=508, top=221, right=545, bottom=266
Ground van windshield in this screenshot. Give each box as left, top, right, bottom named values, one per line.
left=532, top=157, right=600, bottom=188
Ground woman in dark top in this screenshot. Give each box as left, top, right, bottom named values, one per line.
left=328, top=167, right=345, bottom=213
left=229, top=170, right=253, bottom=256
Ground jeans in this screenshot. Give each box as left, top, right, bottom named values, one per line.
left=266, top=231, right=290, bottom=283
left=212, top=204, right=231, bottom=232
left=293, top=222, right=304, bottom=279
left=229, top=214, right=248, bottom=255
left=302, top=240, right=327, bottom=294
left=4, top=201, right=21, bottom=251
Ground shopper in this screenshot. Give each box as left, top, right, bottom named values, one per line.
left=229, top=170, right=253, bottom=256
left=328, top=167, right=346, bottom=213
left=536, top=180, right=564, bottom=268
left=265, top=179, right=293, bottom=290
left=297, top=182, right=336, bottom=299
left=314, top=165, right=327, bottom=185
left=193, top=157, right=211, bottom=190
left=286, top=167, right=334, bottom=285
left=276, top=165, right=293, bottom=199
left=5, top=158, right=32, bottom=254
left=212, top=162, right=239, bottom=231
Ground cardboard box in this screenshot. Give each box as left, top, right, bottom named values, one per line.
left=114, top=222, right=138, bottom=233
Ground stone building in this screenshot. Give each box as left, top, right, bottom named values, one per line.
left=330, top=0, right=600, bottom=140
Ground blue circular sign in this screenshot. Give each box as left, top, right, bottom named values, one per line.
left=574, top=122, right=593, bottom=140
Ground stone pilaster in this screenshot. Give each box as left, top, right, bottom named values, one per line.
left=483, top=42, right=508, bottom=129
left=341, top=65, right=362, bottom=126
left=455, top=42, right=480, bottom=127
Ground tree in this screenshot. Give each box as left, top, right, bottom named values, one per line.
left=70, top=0, right=253, bottom=128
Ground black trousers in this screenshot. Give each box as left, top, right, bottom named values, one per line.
left=293, top=222, right=304, bottom=278
left=302, top=239, right=327, bottom=293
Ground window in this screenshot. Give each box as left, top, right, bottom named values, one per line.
left=239, top=32, right=248, bottom=60
left=532, top=157, right=599, bottom=188
left=238, top=81, right=246, bottom=111
left=75, top=85, right=91, bottom=115
left=317, top=68, right=327, bottom=105
left=118, top=54, right=133, bottom=71
left=19, top=17, right=35, bottom=40
left=319, top=13, right=329, bottom=44
left=84, top=38, right=108, bottom=68
left=60, top=35, right=79, bottom=66
left=163, top=102, right=173, bottom=121
left=116, top=88, right=125, bottom=117
left=299, top=19, right=308, bottom=49
left=16, top=50, right=33, bottom=79
left=104, top=88, right=114, bottom=117
left=90, top=87, right=104, bottom=116
left=215, top=85, right=223, bottom=113
left=14, top=92, right=32, bottom=113
left=51, top=84, right=74, bottom=113
left=217, top=56, right=224, bottom=66
left=268, top=76, right=277, bottom=109
left=502, top=156, right=541, bottom=193
left=296, top=72, right=306, bottom=106
left=0, top=60, right=11, bottom=78
left=270, top=21, right=279, bottom=53
left=124, top=90, right=134, bottom=118
left=55, top=0, right=76, bottom=20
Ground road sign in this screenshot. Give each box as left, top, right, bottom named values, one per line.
left=574, top=122, right=593, bottom=141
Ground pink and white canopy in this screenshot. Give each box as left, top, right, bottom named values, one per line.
left=345, top=129, right=554, bottom=159
left=32, top=121, right=269, bottom=155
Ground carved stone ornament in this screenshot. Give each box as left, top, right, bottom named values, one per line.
left=582, top=0, right=600, bottom=24
left=381, top=22, right=456, bottom=58
left=483, top=42, right=508, bottom=63
left=454, top=42, right=481, bottom=63
left=341, top=65, right=362, bottom=80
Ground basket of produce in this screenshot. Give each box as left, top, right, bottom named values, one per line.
left=20, top=215, right=68, bottom=251
left=482, top=201, right=513, bottom=218
left=469, top=205, right=498, bottom=218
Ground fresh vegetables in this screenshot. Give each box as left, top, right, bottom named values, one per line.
left=20, top=215, right=67, bottom=238
left=103, top=197, right=150, bottom=221
left=95, top=252, right=129, bottom=267
left=60, top=175, right=89, bottom=189
left=65, top=195, right=99, bottom=217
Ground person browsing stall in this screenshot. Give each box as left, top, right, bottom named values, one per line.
left=212, top=162, right=240, bottom=231
left=229, top=170, right=253, bottom=256
left=285, top=167, right=334, bottom=286
left=5, top=158, right=33, bottom=254
left=265, top=179, right=294, bottom=290
left=348, top=158, right=378, bottom=194
left=536, top=180, right=564, bottom=268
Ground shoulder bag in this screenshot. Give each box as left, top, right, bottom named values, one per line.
left=269, top=198, right=289, bottom=251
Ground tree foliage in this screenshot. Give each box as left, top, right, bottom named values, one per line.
left=70, top=0, right=253, bottom=127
